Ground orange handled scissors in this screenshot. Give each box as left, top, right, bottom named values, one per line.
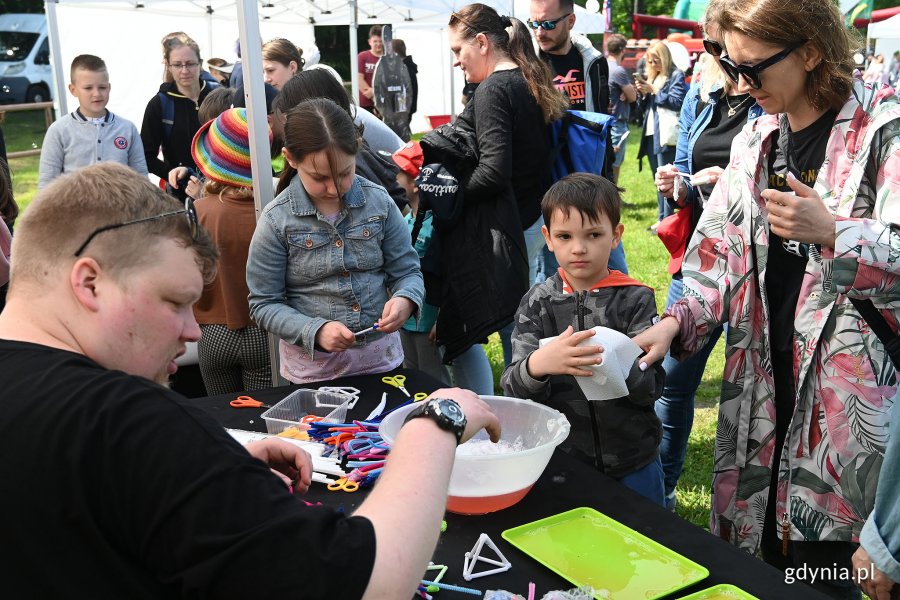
left=230, top=396, right=272, bottom=409
left=327, top=477, right=360, bottom=493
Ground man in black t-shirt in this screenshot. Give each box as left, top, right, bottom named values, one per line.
left=0, top=163, right=500, bottom=598
left=530, top=0, right=609, bottom=115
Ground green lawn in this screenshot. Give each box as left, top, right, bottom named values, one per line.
left=9, top=117, right=722, bottom=529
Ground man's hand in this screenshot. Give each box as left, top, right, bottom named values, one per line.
left=316, top=321, right=356, bottom=352
left=852, top=546, right=898, bottom=600
left=244, top=438, right=313, bottom=494
left=761, top=172, right=836, bottom=248
left=362, top=87, right=374, bottom=100
left=427, top=387, right=501, bottom=444
left=377, top=297, right=415, bottom=333
left=526, top=326, right=603, bottom=379
left=632, top=316, right=680, bottom=370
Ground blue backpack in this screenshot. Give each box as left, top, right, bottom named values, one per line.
left=548, top=110, right=614, bottom=182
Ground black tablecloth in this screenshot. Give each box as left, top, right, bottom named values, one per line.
left=194, top=369, right=827, bottom=600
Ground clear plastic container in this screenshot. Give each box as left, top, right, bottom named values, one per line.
left=261, top=388, right=350, bottom=434
left=379, top=395, right=570, bottom=515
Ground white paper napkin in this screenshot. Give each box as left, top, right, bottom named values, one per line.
left=539, top=326, right=643, bottom=400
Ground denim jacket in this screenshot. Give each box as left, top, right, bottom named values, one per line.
left=247, top=174, right=424, bottom=359
left=638, top=69, right=687, bottom=159
left=672, top=83, right=764, bottom=208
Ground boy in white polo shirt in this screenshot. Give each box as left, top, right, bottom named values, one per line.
left=38, top=54, right=147, bottom=188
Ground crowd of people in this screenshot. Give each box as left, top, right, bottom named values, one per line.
left=0, top=0, right=898, bottom=597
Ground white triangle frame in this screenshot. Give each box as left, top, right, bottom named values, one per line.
left=462, top=533, right=512, bottom=581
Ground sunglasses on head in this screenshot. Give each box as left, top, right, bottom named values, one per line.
left=702, top=38, right=723, bottom=57
left=526, top=13, right=571, bottom=30
left=74, top=197, right=200, bottom=257
left=719, top=40, right=807, bottom=90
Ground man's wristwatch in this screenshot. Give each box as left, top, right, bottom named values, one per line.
left=403, top=398, right=467, bottom=445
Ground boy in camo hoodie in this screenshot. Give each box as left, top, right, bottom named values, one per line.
left=501, top=173, right=665, bottom=505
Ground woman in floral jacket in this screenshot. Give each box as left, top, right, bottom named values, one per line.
left=635, top=0, right=899, bottom=597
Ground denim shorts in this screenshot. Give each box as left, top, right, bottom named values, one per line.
left=610, top=120, right=629, bottom=168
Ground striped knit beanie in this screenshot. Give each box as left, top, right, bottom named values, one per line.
left=191, top=108, right=271, bottom=187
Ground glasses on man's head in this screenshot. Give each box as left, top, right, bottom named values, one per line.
left=702, top=38, right=723, bottom=57
left=74, top=197, right=199, bottom=257
left=719, top=40, right=807, bottom=90
left=526, top=13, right=571, bottom=30
left=168, top=61, right=200, bottom=71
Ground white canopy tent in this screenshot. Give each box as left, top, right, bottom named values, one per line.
left=46, top=0, right=607, bottom=133
left=868, top=13, right=900, bottom=61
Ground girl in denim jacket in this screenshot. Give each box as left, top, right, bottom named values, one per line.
left=247, top=99, right=424, bottom=383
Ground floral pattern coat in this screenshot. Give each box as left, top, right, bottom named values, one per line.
left=666, top=81, right=900, bottom=553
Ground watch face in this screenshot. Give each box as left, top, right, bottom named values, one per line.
left=436, top=398, right=465, bottom=425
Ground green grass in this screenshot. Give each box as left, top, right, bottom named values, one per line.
left=9, top=118, right=721, bottom=529
left=3, top=109, right=46, bottom=212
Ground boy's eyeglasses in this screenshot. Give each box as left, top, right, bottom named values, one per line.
left=526, top=14, right=571, bottom=30
left=719, top=41, right=807, bottom=90
left=74, top=197, right=199, bottom=257
left=169, top=61, right=200, bottom=71
left=702, top=38, right=723, bottom=57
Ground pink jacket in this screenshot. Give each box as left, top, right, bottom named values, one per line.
left=667, top=81, right=900, bottom=553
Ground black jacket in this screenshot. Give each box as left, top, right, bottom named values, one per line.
left=402, top=56, right=418, bottom=116
left=420, top=119, right=528, bottom=363
left=140, top=81, right=218, bottom=182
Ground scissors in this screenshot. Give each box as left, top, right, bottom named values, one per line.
left=382, top=374, right=411, bottom=398
left=327, top=477, right=360, bottom=493
left=230, top=396, right=272, bottom=409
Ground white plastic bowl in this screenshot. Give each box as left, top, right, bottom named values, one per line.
left=379, top=395, right=570, bottom=515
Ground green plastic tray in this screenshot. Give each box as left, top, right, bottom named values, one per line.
left=677, top=584, right=759, bottom=599
left=502, top=507, right=709, bottom=600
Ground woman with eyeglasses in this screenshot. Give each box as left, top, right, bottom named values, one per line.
left=651, top=2, right=763, bottom=513
left=634, top=41, right=686, bottom=232
left=633, top=0, right=899, bottom=596
left=140, top=33, right=219, bottom=201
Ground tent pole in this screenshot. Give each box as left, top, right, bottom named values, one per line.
left=236, top=0, right=281, bottom=386
left=44, top=0, right=68, bottom=118
left=350, top=0, right=360, bottom=105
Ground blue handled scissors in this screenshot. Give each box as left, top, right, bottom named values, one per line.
left=382, top=374, right=411, bottom=398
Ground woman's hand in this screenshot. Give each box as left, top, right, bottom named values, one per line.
left=655, top=164, right=684, bottom=201
left=316, top=321, right=356, bottom=352
left=184, top=176, right=203, bottom=200
left=634, top=80, right=654, bottom=95
left=761, top=172, right=836, bottom=248
left=691, top=166, right=725, bottom=187
left=377, top=297, right=416, bottom=334
left=632, top=316, right=681, bottom=370
left=168, top=166, right=189, bottom=189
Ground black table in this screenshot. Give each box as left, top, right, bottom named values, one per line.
left=194, top=369, right=828, bottom=600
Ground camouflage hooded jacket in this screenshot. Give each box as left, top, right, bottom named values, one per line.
left=501, top=271, right=664, bottom=478
left=666, top=81, right=900, bottom=552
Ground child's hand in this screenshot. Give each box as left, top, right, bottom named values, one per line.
left=526, top=326, right=603, bottom=379
left=316, top=321, right=356, bottom=352
left=376, top=297, right=416, bottom=333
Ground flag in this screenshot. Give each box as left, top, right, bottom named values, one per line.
left=840, top=0, right=872, bottom=25
left=603, top=0, right=611, bottom=32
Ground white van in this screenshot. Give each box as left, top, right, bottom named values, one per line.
left=0, top=13, right=52, bottom=104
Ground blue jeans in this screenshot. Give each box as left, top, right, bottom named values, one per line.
left=647, top=145, right=677, bottom=222
left=617, top=455, right=665, bottom=506
left=450, top=343, right=495, bottom=396
left=654, top=276, right=723, bottom=499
